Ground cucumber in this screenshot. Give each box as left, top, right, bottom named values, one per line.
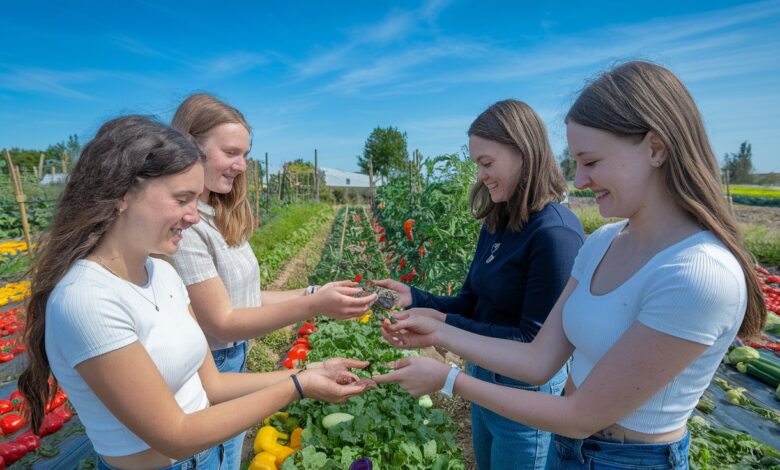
left=322, top=412, right=354, bottom=429
left=745, top=363, right=780, bottom=387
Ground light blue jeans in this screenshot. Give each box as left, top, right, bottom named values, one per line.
left=97, top=445, right=224, bottom=469
left=212, top=341, right=248, bottom=470
left=546, top=431, right=691, bottom=469
left=469, top=363, right=568, bottom=470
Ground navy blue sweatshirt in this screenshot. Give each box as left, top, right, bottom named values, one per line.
left=410, top=203, right=584, bottom=342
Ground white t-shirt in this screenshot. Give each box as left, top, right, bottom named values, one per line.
left=170, top=199, right=261, bottom=351
left=562, top=220, right=746, bottom=433
left=45, top=258, right=210, bottom=456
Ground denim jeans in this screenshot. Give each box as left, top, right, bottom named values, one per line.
left=469, top=363, right=568, bottom=470
left=546, top=431, right=690, bottom=469
left=212, top=341, right=248, bottom=470
left=96, top=445, right=224, bottom=470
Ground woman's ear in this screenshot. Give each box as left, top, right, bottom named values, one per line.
left=646, top=131, right=668, bottom=168
left=117, top=197, right=128, bottom=214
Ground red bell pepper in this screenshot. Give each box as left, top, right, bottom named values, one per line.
left=0, top=400, right=13, bottom=415
left=287, top=349, right=308, bottom=362
left=354, top=274, right=363, bottom=283
left=14, top=431, right=40, bottom=452
left=0, top=442, right=27, bottom=465
left=0, top=353, right=13, bottom=363
left=9, top=391, right=24, bottom=410
left=297, top=322, right=316, bottom=337
left=418, top=244, right=426, bottom=257
left=52, top=405, right=74, bottom=422
left=281, top=357, right=295, bottom=369
left=0, top=413, right=26, bottom=435
left=398, top=257, right=406, bottom=270
left=293, top=337, right=309, bottom=347
left=38, top=412, right=64, bottom=436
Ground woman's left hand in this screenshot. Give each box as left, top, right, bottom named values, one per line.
left=371, top=357, right=450, bottom=397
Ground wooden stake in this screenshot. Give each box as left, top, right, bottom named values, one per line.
left=3, top=150, right=34, bottom=256
left=265, top=152, right=270, bottom=208
left=61, top=150, right=68, bottom=174
left=38, top=153, right=45, bottom=178
left=314, top=149, right=320, bottom=203
left=368, top=156, right=375, bottom=210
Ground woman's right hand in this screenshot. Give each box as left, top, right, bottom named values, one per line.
left=297, top=363, right=375, bottom=403
left=372, top=279, right=412, bottom=308
left=379, top=311, right=443, bottom=349
left=314, top=281, right=377, bottom=320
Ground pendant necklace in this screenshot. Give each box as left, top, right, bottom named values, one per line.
left=92, top=256, right=159, bottom=311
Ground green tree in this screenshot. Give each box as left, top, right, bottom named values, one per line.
left=723, top=141, right=753, bottom=183
left=357, top=126, right=408, bottom=184
left=557, top=146, right=576, bottom=181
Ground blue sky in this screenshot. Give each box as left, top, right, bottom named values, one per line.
left=1, top=0, right=778, bottom=173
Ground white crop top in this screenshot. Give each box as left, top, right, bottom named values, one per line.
left=45, top=258, right=210, bottom=456
left=562, top=221, right=746, bottom=433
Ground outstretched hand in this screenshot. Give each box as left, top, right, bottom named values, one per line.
left=315, top=281, right=377, bottom=320
left=372, top=279, right=412, bottom=307
left=380, top=311, right=444, bottom=349
left=298, top=357, right=375, bottom=403
left=372, top=356, right=450, bottom=397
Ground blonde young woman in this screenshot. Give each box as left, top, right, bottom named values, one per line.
left=18, top=116, right=373, bottom=470
left=169, top=93, right=376, bottom=468
left=373, top=61, right=765, bottom=469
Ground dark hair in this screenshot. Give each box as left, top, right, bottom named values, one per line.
left=19, top=115, right=206, bottom=433
left=567, top=60, right=764, bottom=339
left=468, top=99, right=566, bottom=232
left=172, top=93, right=254, bottom=246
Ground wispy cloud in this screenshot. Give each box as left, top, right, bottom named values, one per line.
left=0, top=66, right=97, bottom=100
left=112, top=35, right=168, bottom=58
left=294, top=0, right=454, bottom=79
left=195, top=51, right=270, bottom=78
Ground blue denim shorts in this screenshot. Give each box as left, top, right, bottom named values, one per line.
left=211, top=341, right=248, bottom=470
left=96, top=444, right=224, bottom=470
left=546, top=431, right=690, bottom=469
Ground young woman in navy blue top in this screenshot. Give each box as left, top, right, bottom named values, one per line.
left=376, top=99, right=584, bottom=469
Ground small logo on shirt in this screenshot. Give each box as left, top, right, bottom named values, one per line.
left=486, top=243, right=501, bottom=264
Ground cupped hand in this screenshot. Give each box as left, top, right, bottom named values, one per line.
left=380, top=312, right=443, bottom=349
left=298, top=366, right=375, bottom=403
left=372, top=278, right=412, bottom=308
left=372, top=356, right=450, bottom=397
left=314, top=280, right=377, bottom=320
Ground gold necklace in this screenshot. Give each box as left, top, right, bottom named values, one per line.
left=92, top=256, right=159, bottom=311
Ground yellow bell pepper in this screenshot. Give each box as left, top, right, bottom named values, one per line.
left=248, top=451, right=277, bottom=470
left=254, top=425, right=295, bottom=463
left=262, top=411, right=289, bottom=426
left=358, top=310, right=372, bottom=324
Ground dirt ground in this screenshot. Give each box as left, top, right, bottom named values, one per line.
left=568, top=197, right=780, bottom=230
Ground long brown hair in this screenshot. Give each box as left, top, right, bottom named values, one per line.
left=18, top=116, right=205, bottom=433
left=567, top=60, right=764, bottom=338
left=468, top=100, right=566, bottom=232
left=172, top=93, right=254, bottom=246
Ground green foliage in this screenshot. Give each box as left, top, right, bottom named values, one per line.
left=357, top=126, right=409, bottom=183
left=742, top=224, right=780, bottom=267
left=570, top=207, right=621, bottom=234
left=729, top=186, right=780, bottom=198
left=722, top=141, right=753, bottom=184
left=249, top=204, right=334, bottom=286
left=558, top=147, right=576, bottom=181
left=376, top=153, right=481, bottom=295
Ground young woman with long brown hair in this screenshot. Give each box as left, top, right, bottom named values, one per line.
left=373, top=61, right=765, bottom=469
left=18, top=116, right=373, bottom=470
left=375, top=99, right=585, bottom=469
left=169, top=93, right=376, bottom=468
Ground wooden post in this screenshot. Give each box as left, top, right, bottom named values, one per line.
left=3, top=149, right=34, bottom=256
left=265, top=152, right=270, bottom=208
left=314, top=149, right=320, bottom=203
left=368, top=156, right=375, bottom=211
left=408, top=159, right=414, bottom=206
left=38, top=153, right=45, bottom=179
left=61, top=150, right=68, bottom=174
left=32, top=166, right=39, bottom=179
left=253, top=160, right=260, bottom=225
left=278, top=169, right=285, bottom=201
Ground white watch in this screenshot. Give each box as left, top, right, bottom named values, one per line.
left=440, top=364, right=461, bottom=398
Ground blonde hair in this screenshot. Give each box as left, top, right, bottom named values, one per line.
left=172, top=93, right=254, bottom=246
left=468, top=99, right=566, bottom=232
left=567, top=60, right=765, bottom=338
